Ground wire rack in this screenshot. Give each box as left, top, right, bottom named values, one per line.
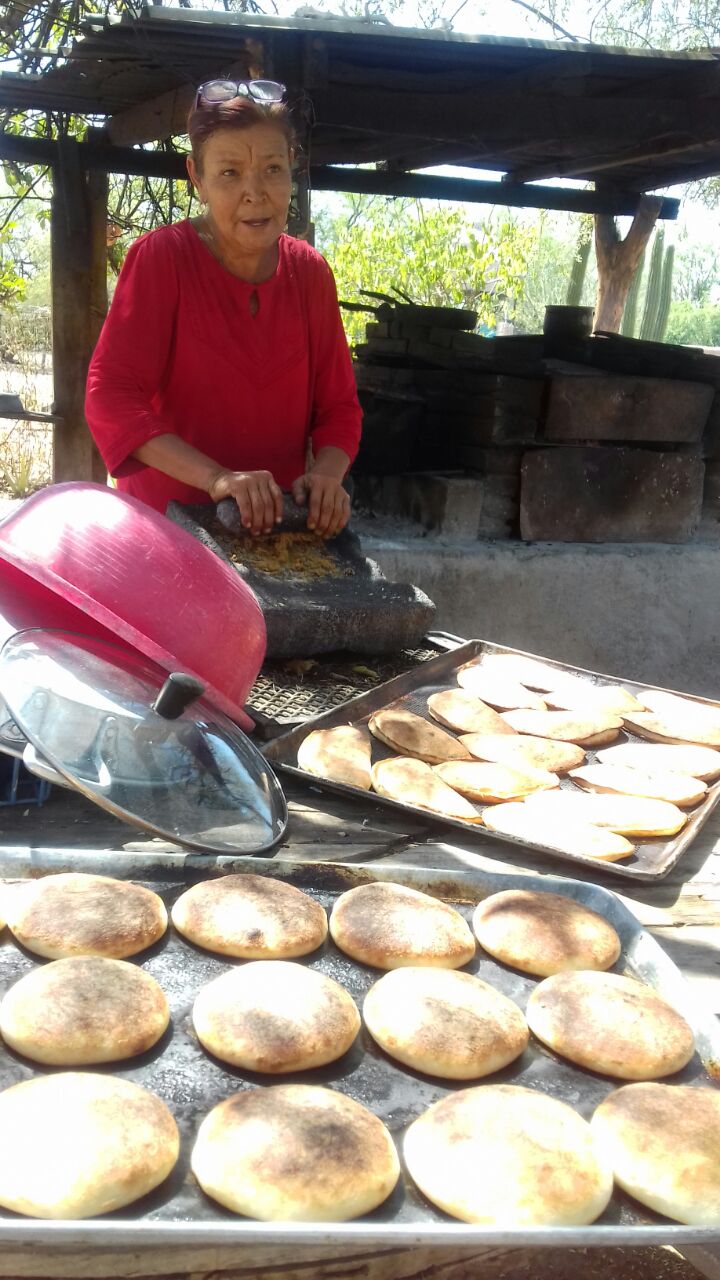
left=246, top=643, right=443, bottom=736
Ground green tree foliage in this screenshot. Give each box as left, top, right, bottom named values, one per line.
left=510, top=212, right=598, bottom=333
left=565, top=215, right=593, bottom=306
left=0, top=223, right=27, bottom=303
left=666, top=301, right=720, bottom=347
left=673, top=235, right=717, bottom=304
left=316, top=195, right=538, bottom=342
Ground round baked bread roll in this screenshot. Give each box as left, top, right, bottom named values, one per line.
left=477, top=653, right=571, bottom=692
left=591, top=1083, right=720, bottom=1225
left=404, top=1084, right=613, bottom=1226
left=545, top=685, right=644, bottom=717
left=171, top=874, right=327, bottom=958
left=527, top=971, right=695, bottom=1079
left=456, top=664, right=546, bottom=712
left=0, top=1072, right=179, bottom=1218
left=637, top=689, right=720, bottom=731
left=193, top=960, right=360, bottom=1072
left=622, top=711, right=720, bottom=749
left=481, top=801, right=635, bottom=862
left=0, top=955, right=169, bottom=1065
left=501, top=709, right=622, bottom=747
left=597, top=741, right=720, bottom=782
left=368, top=707, right=470, bottom=763
left=297, top=725, right=372, bottom=791
left=191, top=1085, right=399, bottom=1221
left=6, top=873, right=167, bottom=960
left=363, top=967, right=528, bottom=1078
left=569, top=763, right=706, bottom=809
left=427, top=689, right=514, bottom=737
left=434, top=759, right=558, bottom=803
left=371, top=757, right=482, bottom=824
left=472, top=890, right=621, bottom=978
left=461, top=732, right=585, bottom=775
left=330, top=882, right=475, bottom=970
left=523, top=789, right=687, bottom=838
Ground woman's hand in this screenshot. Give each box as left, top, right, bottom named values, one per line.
left=291, top=471, right=351, bottom=539
left=208, top=468, right=283, bottom=536
left=292, top=446, right=352, bottom=539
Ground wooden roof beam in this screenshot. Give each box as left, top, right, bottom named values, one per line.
left=508, top=131, right=720, bottom=184
left=308, top=166, right=680, bottom=218
left=0, top=131, right=680, bottom=217
left=107, top=48, right=265, bottom=146
left=107, top=83, right=195, bottom=148
left=308, top=86, right=710, bottom=150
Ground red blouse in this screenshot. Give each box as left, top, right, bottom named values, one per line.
left=85, top=221, right=362, bottom=513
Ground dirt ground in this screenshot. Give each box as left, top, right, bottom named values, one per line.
left=441, top=1246, right=708, bottom=1279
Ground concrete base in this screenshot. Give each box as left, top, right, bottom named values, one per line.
left=360, top=531, right=720, bottom=699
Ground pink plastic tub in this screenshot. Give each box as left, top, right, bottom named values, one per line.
left=0, top=484, right=266, bottom=730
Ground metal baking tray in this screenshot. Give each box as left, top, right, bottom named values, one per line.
left=263, top=639, right=720, bottom=882
left=0, top=847, right=719, bottom=1260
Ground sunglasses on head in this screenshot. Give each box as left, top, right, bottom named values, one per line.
left=195, top=79, right=287, bottom=109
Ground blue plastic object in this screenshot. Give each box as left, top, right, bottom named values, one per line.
left=0, top=754, right=51, bottom=807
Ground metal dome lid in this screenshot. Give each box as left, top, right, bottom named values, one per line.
left=0, top=629, right=287, bottom=855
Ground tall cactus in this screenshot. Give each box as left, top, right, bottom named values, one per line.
left=621, top=250, right=645, bottom=337
left=655, top=244, right=675, bottom=341
left=566, top=217, right=593, bottom=305
left=639, top=229, right=666, bottom=341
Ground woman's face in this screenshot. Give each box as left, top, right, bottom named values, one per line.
left=189, top=123, right=293, bottom=259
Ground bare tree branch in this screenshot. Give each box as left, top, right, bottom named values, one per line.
left=508, top=0, right=582, bottom=41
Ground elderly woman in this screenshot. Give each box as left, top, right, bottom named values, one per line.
left=85, top=80, right=361, bottom=539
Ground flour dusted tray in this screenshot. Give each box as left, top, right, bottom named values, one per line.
left=0, top=847, right=719, bottom=1271
left=264, top=640, right=720, bottom=881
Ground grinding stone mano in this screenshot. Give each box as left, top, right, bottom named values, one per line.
left=167, top=501, right=436, bottom=660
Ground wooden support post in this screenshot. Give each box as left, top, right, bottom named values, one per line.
left=51, top=138, right=108, bottom=483
left=594, top=193, right=663, bottom=333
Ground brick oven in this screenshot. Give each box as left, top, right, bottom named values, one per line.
left=352, top=305, right=720, bottom=544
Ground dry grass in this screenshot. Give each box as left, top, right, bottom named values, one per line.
left=0, top=419, right=52, bottom=498
left=0, top=309, right=53, bottom=498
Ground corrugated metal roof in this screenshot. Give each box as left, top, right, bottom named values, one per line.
left=1, top=7, right=719, bottom=192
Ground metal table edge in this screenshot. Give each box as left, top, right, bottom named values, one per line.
left=0, top=1219, right=718, bottom=1250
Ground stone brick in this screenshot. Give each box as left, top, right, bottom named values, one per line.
left=365, top=337, right=409, bottom=357
left=364, top=472, right=517, bottom=538
left=430, top=412, right=538, bottom=446
left=405, top=339, right=463, bottom=368
left=354, top=364, right=420, bottom=393
left=424, top=327, right=453, bottom=348
left=520, top=447, right=705, bottom=543
left=380, top=473, right=483, bottom=537
left=703, top=458, right=720, bottom=498
left=389, top=320, right=432, bottom=341
left=354, top=387, right=428, bottom=475
left=455, top=446, right=523, bottom=475
left=422, top=378, right=544, bottom=417
left=480, top=491, right=520, bottom=519
left=545, top=374, right=713, bottom=443
left=702, top=394, right=720, bottom=458
left=451, top=330, right=487, bottom=354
